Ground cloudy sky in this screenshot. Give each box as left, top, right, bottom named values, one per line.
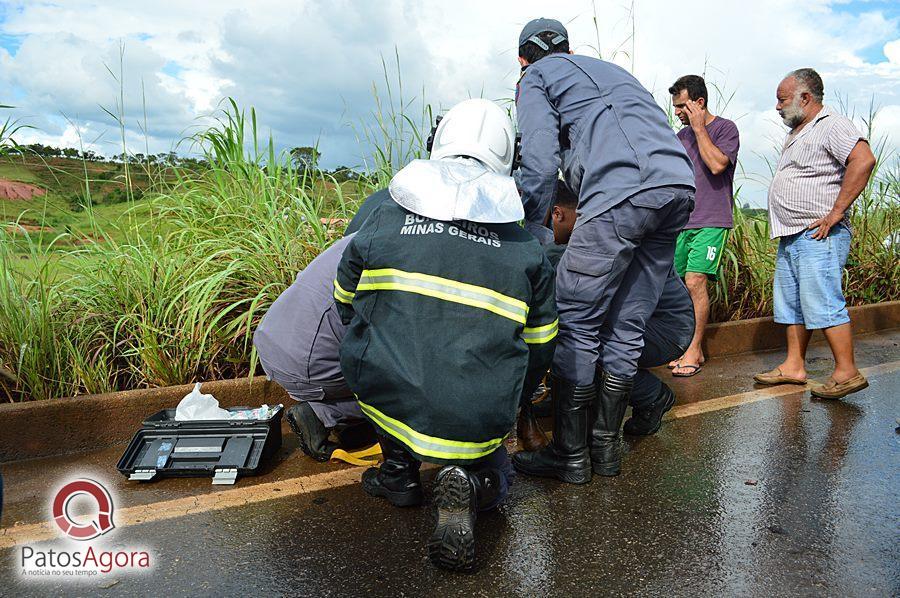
left=1, top=0, right=898, bottom=206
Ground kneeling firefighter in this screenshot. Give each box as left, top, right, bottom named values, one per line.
left=334, top=99, right=558, bottom=572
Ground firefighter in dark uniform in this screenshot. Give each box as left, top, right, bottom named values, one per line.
left=511, top=19, right=695, bottom=483
left=334, top=99, right=557, bottom=571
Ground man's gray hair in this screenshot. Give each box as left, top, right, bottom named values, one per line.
left=787, top=68, right=824, bottom=103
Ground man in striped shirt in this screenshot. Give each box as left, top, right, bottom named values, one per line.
left=754, top=68, right=875, bottom=399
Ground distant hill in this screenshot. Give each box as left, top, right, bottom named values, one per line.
left=0, top=154, right=165, bottom=204
left=0, top=154, right=173, bottom=252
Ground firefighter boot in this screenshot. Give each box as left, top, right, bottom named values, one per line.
left=590, top=371, right=632, bottom=476
left=428, top=466, right=478, bottom=571
left=512, top=375, right=592, bottom=484
left=362, top=435, right=424, bottom=507
left=516, top=401, right=549, bottom=452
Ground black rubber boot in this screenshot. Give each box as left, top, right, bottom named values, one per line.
left=512, top=375, right=592, bottom=484
left=286, top=402, right=337, bottom=462
left=362, top=436, right=423, bottom=507
left=428, top=466, right=477, bottom=572
left=623, top=383, right=675, bottom=436
left=590, top=371, right=632, bottom=476
left=470, top=467, right=502, bottom=512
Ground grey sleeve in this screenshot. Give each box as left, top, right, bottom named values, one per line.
left=516, top=68, right=561, bottom=226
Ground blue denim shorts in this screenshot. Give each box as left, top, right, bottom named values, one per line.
left=773, top=224, right=851, bottom=330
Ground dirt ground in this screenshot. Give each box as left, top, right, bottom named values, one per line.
left=0, top=178, right=46, bottom=200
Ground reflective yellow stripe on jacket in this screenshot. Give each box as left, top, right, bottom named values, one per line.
left=522, top=319, right=558, bottom=344
left=333, top=279, right=355, bottom=304
left=356, top=268, right=528, bottom=324
left=358, top=400, right=506, bottom=461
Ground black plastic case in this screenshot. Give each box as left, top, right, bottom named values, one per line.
left=116, top=406, right=283, bottom=485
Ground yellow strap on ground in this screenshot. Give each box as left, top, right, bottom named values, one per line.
left=329, top=443, right=382, bottom=466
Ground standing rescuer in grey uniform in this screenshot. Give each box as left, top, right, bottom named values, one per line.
left=511, top=18, right=696, bottom=483
left=334, top=99, right=557, bottom=571
left=551, top=181, right=696, bottom=438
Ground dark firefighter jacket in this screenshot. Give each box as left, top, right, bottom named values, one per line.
left=334, top=199, right=557, bottom=465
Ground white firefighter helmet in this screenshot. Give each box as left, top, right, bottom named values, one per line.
left=428, top=99, right=517, bottom=175
left=388, top=99, right=524, bottom=224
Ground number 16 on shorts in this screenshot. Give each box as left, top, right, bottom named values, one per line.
left=674, top=227, right=729, bottom=279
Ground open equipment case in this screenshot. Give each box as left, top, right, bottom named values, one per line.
left=116, top=406, right=283, bottom=485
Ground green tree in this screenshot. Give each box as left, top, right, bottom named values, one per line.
left=290, top=146, right=320, bottom=172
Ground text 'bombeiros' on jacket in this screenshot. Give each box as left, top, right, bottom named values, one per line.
left=333, top=200, right=557, bottom=465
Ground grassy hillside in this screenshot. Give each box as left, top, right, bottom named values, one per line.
left=0, top=155, right=164, bottom=254
left=0, top=154, right=363, bottom=277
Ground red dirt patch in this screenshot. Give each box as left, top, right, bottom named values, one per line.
left=0, top=179, right=46, bottom=200
left=5, top=223, right=52, bottom=234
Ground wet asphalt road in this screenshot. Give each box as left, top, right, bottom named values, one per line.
left=3, top=332, right=899, bottom=597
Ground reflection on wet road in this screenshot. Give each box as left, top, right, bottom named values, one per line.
left=3, top=332, right=899, bottom=596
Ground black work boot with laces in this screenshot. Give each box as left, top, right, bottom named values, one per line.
left=590, top=371, right=632, bottom=476
left=623, top=383, right=675, bottom=436
left=362, top=435, right=423, bottom=507
left=286, top=402, right=337, bottom=462
left=512, top=375, right=592, bottom=484
left=428, top=465, right=499, bottom=572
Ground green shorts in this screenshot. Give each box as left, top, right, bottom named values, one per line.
left=674, top=227, right=729, bottom=279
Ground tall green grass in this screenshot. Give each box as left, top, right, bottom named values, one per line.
left=1, top=75, right=897, bottom=401
left=0, top=99, right=376, bottom=401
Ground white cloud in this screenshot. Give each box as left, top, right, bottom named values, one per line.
left=873, top=104, right=900, bottom=151
left=884, top=39, right=900, bottom=63
left=0, top=0, right=897, bottom=206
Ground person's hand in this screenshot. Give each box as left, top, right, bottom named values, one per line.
left=684, top=100, right=706, bottom=131
left=808, top=209, right=844, bottom=240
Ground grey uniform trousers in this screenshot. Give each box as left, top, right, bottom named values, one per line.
left=285, top=382, right=363, bottom=429
left=553, top=186, right=694, bottom=386
left=630, top=266, right=695, bottom=408
left=258, top=356, right=363, bottom=429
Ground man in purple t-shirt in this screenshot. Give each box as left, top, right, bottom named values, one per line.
left=668, top=75, right=740, bottom=377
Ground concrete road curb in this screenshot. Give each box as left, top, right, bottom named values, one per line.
left=1, top=301, right=897, bottom=463
left=703, top=301, right=898, bottom=358
left=0, top=377, right=289, bottom=462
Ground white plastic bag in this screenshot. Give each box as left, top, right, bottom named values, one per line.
left=175, top=382, right=230, bottom=421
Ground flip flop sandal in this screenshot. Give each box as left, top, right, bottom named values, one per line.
left=330, top=443, right=383, bottom=466
left=672, top=364, right=702, bottom=377
left=667, top=358, right=704, bottom=370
